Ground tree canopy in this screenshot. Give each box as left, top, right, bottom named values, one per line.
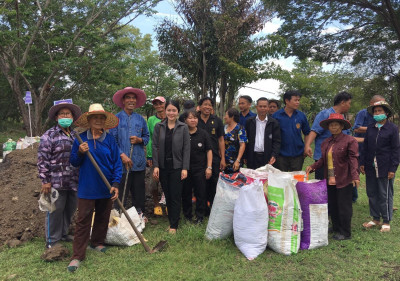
left=0, top=0, right=159, bottom=134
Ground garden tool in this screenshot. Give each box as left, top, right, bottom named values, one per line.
left=120, top=144, right=134, bottom=215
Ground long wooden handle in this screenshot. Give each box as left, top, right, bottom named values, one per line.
left=75, top=133, right=151, bottom=252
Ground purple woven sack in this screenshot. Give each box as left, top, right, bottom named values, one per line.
left=296, top=179, right=328, bottom=250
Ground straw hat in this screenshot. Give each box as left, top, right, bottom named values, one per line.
left=74, top=104, right=119, bottom=129
left=367, top=101, right=394, bottom=117
left=48, top=102, right=82, bottom=121
left=113, top=87, right=147, bottom=109
left=319, top=113, right=351, bottom=130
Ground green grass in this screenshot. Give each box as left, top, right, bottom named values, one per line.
left=1, top=131, right=400, bottom=280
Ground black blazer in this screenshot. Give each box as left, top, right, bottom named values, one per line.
left=244, top=115, right=281, bottom=169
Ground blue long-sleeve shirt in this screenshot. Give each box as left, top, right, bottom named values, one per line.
left=109, top=110, right=150, bottom=172
left=70, top=130, right=122, bottom=199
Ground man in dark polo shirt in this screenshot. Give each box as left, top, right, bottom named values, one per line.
left=273, top=90, right=310, bottom=171
left=197, top=97, right=226, bottom=210
left=238, top=95, right=256, bottom=127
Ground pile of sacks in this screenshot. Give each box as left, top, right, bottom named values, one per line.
left=2, top=136, right=40, bottom=158
left=205, top=165, right=328, bottom=260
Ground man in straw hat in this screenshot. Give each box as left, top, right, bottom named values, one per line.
left=360, top=101, right=399, bottom=233
left=68, top=103, right=122, bottom=272
left=38, top=100, right=82, bottom=249
left=110, top=87, right=150, bottom=220
left=306, top=113, right=359, bottom=241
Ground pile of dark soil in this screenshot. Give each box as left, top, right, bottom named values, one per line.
left=0, top=143, right=160, bottom=245
left=0, top=143, right=44, bottom=245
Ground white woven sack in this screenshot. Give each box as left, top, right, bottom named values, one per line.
left=105, top=207, right=145, bottom=246
left=233, top=180, right=268, bottom=260
left=205, top=176, right=241, bottom=240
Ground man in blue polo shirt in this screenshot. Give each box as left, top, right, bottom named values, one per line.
left=273, top=90, right=310, bottom=171
left=238, top=95, right=256, bottom=127
left=352, top=95, right=385, bottom=202
left=304, top=91, right=352, bottom=180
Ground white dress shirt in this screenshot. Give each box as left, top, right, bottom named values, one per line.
left=254, top=115, right=268, bottom=152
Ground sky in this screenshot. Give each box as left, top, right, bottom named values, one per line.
left=132, top=0, right=295, bottom=101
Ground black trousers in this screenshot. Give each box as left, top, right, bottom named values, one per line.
left=182, top=168, right=207, bottom=220
left=160, top=166, right=183, bottom=229
left=118, top=170, right=146, bottom=213
left=206, top=160, right=220, bottom=209
left=275, top=155, right=304, bottom=172
left=315, top=160, right=324, bottom=180
left=328, top=184, right=353, bottom=237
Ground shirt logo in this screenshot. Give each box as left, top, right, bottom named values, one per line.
left=198, top=143, right=203, bottom=147
left=296, top=123, right=301, bottom=129
left=211, top=128, right=216, bottom=134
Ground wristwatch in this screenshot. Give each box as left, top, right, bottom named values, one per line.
left=207, top=166, right=212, bottom=170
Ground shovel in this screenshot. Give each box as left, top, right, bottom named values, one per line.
left=75, top=133, right=167, bottom=254
left=120, top=144, right=134, bottom=215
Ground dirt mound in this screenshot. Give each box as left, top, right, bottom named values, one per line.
left=0, top=143, right=44, bottom=245
left=0, top=143, right=159, bottom=245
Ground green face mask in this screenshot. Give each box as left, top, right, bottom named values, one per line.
left=58, top=118, right=73, bottom=128
left=373, top=114, right=387, bottom=122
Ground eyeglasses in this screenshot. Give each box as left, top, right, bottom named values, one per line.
left=58, top=112, right=72, bottom=117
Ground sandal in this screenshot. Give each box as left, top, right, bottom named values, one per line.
left=67, top=259, right=80, bottom=272
left=362, top=220, right=381, bottom=229
left=154, top=206, right=163, bottom=216
left=380, top=224, right=390, bottom=233
left=88, top=245, right=107, bottom=253
left=168, top=228, right=177, bottom=235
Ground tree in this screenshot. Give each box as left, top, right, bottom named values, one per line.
left=276, top=60, right=367, bottom=117
left=0, top=0, right=159, bottom=135
left=264, top=0, right=400, bottom=113
left=157, top=0, right=285, bottom=116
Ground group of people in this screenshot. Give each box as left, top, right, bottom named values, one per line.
left=37, top=87, right=399, bottom=272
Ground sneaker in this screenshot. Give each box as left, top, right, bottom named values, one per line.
left=139, top=213, right=148, bottom=223
left=159, top=193, right=166, bottom=205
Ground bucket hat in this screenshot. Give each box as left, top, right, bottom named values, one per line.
left=48, top=101, right=81, bottom=121
left=319, top=113, right=351, bottom=130
left=367, top=101, right=394, bottom=117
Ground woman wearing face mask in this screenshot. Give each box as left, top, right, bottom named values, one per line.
left=38, top=101, right=82, bottom=249
left=152, top=100, right=190, bottom=234
left=306, top=113, right=359, bottom=241
left=181, top=109, right=212, bottom=224
left=360, top=101, right=399, bottom=233
left=223, top=108, right=247, bottom=173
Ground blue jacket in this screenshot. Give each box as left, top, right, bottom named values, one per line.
left=70, top=130, right=122, bottom=199
left=360, top=121, right=399, bottom=177
left=109, top=110, right=150, bottom=172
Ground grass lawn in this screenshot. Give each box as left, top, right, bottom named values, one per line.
left=1, top=155, right=400, bottom=280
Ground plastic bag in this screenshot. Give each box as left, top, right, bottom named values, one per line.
left=296, top=179, right=328, bottom=250
left=267, top=172, right=302, bottom=255
left=38, top=188, right=59, bottom=213
left=205, top=174, right=243, bottom=240
left=233, top=180, right=268, bottom=260
left=105, top=207, right=145, bottom=246
left=2, top=139, right=16, bottom=158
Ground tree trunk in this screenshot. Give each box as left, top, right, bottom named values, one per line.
left=219, top=73, right=227, bottom=117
